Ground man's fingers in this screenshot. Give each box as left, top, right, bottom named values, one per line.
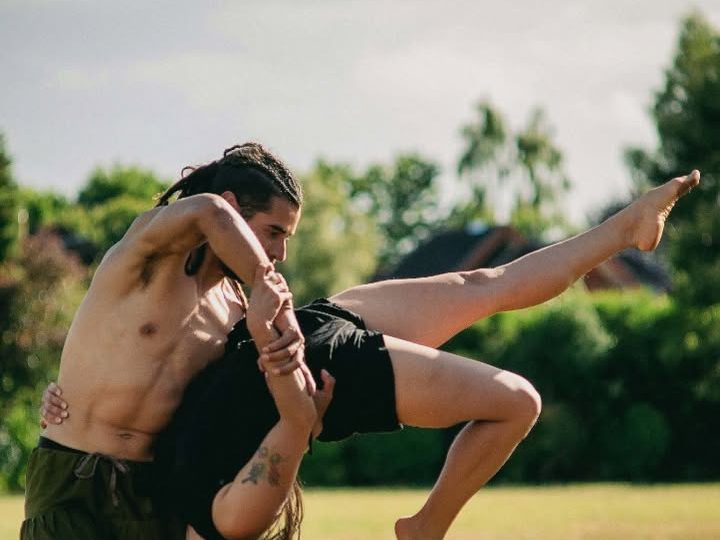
left=41, top=405, right=68, bottom=424
left=263, top=340, right=303, bottom=362
left=46, top=393, right=68, bottom=410
left=48, top=381, right=62, bottom=397
left=263, top=328, right=301, bottom=353
left=273, top=273, right=290, bottom=292
left=262, top=355, right=301, bottom=376
left=254, top=264, right=270, bottom=287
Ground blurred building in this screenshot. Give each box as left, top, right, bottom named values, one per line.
left=376, top=223, right=671, bottom=293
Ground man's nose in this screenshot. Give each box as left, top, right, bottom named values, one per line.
left=269, top=241, right=287, bottom=264
left=275, top=244, right=287, bottom=263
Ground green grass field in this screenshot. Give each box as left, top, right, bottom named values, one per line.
left=3, top=484, right=719, bottom=539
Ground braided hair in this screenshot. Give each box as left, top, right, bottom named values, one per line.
left=156, top=143, right=303, bottom=218
left=157, top=142, right=303, bottom=292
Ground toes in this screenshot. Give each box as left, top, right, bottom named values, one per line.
left=688, top=169, right=701, bottom=187
left=677, top=170, right=701, bottom=197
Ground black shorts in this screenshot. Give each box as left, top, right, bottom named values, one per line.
left=155, top=299, right=400, bottom=539
left=295, top=299, right=400, bottom=441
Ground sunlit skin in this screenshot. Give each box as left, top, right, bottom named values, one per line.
left=44, top=171, right=700, bottom=540
left=43, top=194, right=302, bottom=462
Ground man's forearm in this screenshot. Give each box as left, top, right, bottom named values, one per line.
left=197, top=196, right=272, bottom=284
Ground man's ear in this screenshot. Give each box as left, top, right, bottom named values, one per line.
left=220, top=191, right=239, bottom=211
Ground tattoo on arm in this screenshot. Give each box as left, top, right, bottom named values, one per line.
left=241, top=446, right=286, bottom=487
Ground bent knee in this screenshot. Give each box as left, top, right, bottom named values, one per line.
left=503, top=372, right=542, bottom=428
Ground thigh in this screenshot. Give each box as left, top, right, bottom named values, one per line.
left=383, top=335, right=537, bottom=428
left=21, top=507, right=101, bottom=540
left=329, top=271, right=500, bottom=348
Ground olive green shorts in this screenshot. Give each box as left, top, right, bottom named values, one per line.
left=21, top=438, right=184, bottom=540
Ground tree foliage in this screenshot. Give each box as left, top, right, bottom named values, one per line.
left=625, top=11, right=720, bottom=307
left=455, top=101, right=571, bottom=236
left=0, top=233, right=88, bottom=490
left=282, top=160, right=379, bottom=304
left=0, top=135, right=19, bottom=262
left=49, top=165, right=169, bottom=255
left=78, top=165, right=168, bottom=208
left=350, top=154, right=441, bottom=272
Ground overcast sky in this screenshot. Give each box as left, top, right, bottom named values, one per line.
left=1, top=0, right=718, bottom=224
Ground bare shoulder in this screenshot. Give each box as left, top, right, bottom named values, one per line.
left=89, top=194, right=229, bottom=294
left=91, top=205, right=194, bottom=294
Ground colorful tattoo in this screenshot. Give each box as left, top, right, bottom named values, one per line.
left=241, top=446, right=286, bottom=487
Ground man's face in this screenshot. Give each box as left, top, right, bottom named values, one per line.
left=245, top=197, right=301, bottom=264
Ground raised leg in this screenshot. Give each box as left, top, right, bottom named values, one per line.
left=331, top=171, right=700, bottom=347
left=383, top=335, right=542, bottom=540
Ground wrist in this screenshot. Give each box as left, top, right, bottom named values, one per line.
left=246, top=318, right=276, bottom=345
left=277, top=415, right=315, bottom=440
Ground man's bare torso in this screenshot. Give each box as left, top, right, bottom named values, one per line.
left=44, top=208, right=245, bottom=461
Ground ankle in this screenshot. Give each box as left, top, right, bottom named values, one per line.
left=608, top=206, right=637, bottom=251
left=395, top=514, right=442, bottom=540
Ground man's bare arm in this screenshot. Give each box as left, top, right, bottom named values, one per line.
left=126, top=193, right=271, bottom=285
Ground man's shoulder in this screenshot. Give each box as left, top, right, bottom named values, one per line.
left=92, top=207, right=192, bottom=294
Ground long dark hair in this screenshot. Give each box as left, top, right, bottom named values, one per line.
left=263, top=480, right=304, bottom=540
left=156, top=142, right=303, bottom=215
left=159, top=144, right=306, bottom=539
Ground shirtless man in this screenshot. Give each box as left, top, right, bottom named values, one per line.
left=37, top=143, right=700, bottom=539
left=23, top=143, right=321, bottom=539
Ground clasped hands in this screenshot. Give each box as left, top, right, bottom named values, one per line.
left=241, top=264, right=335, bottom=438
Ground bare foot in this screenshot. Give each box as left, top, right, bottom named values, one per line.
left=395, top=516, right=437, bottom=540
left=624, top=170, right=700, bottom=251
left=395, top=517, right=419, bottom=540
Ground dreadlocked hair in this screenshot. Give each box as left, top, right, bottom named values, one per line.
left=155, top=142, right=303, bottom=316
left=155, top=142, right=303, bottom=218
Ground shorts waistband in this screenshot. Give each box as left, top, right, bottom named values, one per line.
left=37, top=437, right=156, bottom=468
left=38, top=436, right=87, bottom=455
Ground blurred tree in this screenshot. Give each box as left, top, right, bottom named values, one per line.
left=78, top=164, right=168, bottom=207
left=17, top=187, right=70, bottom=235
left=60, top=195, right=152, bottom=253
left=0, top=134, right=19, bottom=262
left=0, top=232, right=87, bottom=490
left=282, top=160, right=379, bottom=304
left=350, top=154, right=441, bottom=272
left=50, top=165, right=169, bottom=255
left=455, top=101, right=571, bottom=236
left=624, top=11, right=720, bottom=307
left=455, top=102, right=508, bottom=225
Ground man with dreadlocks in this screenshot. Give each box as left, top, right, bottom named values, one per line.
left=23, top=143, right=329, bottom=539
left=37, top=142, right=700, bottom=540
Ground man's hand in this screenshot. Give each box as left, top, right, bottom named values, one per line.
left=246, top=265, right=293, bottom=340
left=39, top=382, right=68, bottom=428
left=266, top=296, right=316, bottom=395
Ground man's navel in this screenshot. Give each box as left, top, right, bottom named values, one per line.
left=139, top=322, right=158, bottom=337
